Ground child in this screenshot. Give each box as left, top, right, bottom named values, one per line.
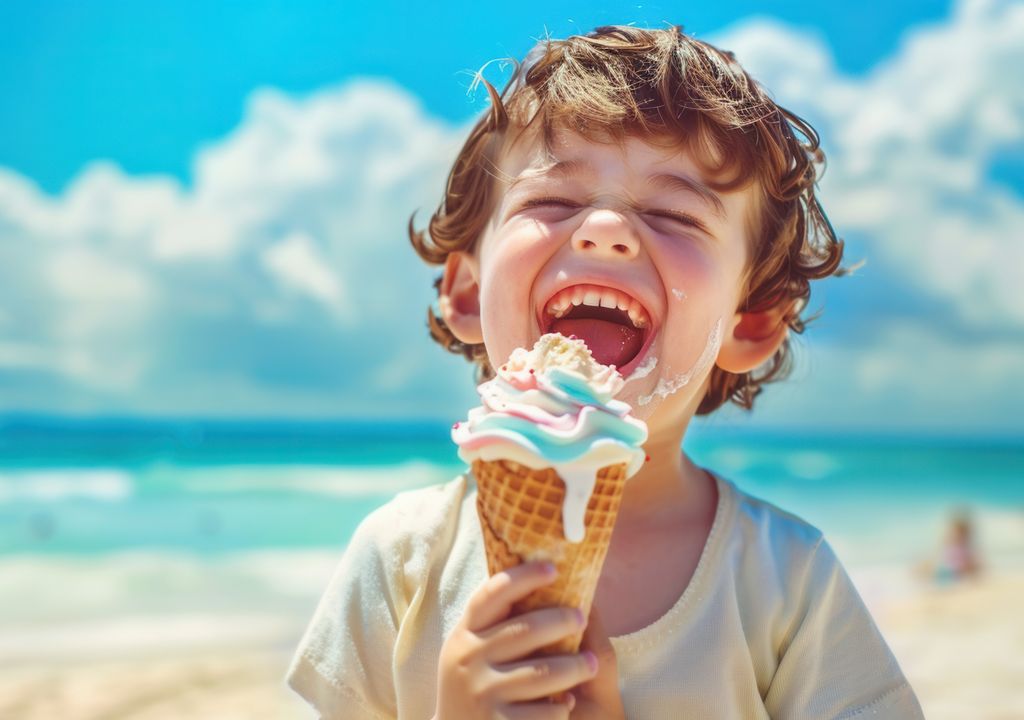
left=916, top=507, right=983, bottom=585
left=287, top=25, right=924, bottom=719
left=937, top=510, right=982, bottom=582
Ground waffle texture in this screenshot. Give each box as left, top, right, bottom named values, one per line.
left=473, top=457, right=628, bottom=655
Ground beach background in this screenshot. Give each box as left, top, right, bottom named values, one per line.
left=2, top=0, right=1023, bottom=718
left=3, top=419, right=1022, bottom=719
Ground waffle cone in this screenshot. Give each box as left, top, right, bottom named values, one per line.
left=472, top=457, right=628, bottom=655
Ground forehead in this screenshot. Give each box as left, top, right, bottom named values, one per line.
left=498, top=126, right=699, bottom=179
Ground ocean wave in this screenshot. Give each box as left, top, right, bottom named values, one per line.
left=0, top=469, right=134, bottom=503
left=0, top=549, right=345, bottom=660
left=0, top=613, right=300, bottom=662
left=180, top=460, right=457, bottom=498
left=783, top=450, right=840, bottom=480
left=0, top=461, right=461, bottom=507
left=0, top=549, right=342, bottom=624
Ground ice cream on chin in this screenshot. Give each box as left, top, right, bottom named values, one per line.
left=452, top=333, right=648, bottom=542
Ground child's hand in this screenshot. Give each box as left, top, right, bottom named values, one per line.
left=433, top=561, right=597, bottom=719
left=570, top=605, right=626, bottom=719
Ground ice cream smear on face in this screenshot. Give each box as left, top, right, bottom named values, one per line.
left=452, top=334, right=648, bottom=542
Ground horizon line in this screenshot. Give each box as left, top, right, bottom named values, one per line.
left=0, top=411, right=1020, bottom=446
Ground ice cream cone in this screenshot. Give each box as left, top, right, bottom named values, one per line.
left=473, top=457, right=628, bottom=655
left=452, top=334, right=647, bottom=656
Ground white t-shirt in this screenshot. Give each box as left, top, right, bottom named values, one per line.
left=287, top=472, right=923, bottom=719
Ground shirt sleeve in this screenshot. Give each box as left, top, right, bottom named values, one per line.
left=763, top=537, right=925, bottom=720
left=286, top=504, right=406, bottom=720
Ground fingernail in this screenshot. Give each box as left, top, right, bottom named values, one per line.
left=567, top=692, right=576, bottom=711
left=575, top=607, right=585, bottom=625
left=584, top=651, right=598, bottom=673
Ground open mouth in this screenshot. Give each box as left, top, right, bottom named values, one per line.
left=539, top=283, right=657, bottom=375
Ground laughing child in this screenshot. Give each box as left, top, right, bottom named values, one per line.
left=287, top=25, right=925, bottom=719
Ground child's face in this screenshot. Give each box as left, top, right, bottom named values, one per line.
left=448, top=126, right=769, bottom=427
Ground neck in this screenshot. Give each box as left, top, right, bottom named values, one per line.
left=616, top=409, right=709, bottom=526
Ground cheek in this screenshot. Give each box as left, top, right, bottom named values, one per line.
left=477, top=226, right=552, bottom=362
left=654, top=246, right=733, bottom=367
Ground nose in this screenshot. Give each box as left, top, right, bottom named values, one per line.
left=570, top=208, right=639, bottom=259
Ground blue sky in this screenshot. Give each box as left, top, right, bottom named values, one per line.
left=0, top=0, right=1021, bottom=435
left=2, top=0, right=954, bottom=194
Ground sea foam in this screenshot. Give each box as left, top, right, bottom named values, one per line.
left=0, top=469, right=134, bottom=503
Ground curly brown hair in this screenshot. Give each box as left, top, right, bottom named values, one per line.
left=409, top=24, right=846, bottom=415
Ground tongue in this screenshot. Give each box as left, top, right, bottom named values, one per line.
left=550, top=318, right=643, bottom=368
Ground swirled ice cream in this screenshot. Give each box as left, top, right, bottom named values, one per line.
left=452, top=333, right=648, bottom=541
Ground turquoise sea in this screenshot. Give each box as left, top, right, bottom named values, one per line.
left=3, top=415, right=1023, bottom=561
left=1, top=415, right=1022, bottom=661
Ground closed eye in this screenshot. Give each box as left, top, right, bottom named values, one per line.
left=521, top=197, right=579, bottom=209
left=643, top=210, right=711, bottom=236
left=518, top=199, right=711, bottom=236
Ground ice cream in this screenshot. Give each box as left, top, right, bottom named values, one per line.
left=452, top=333, right=648, bottom=654
left=452, top=333, right=648, bottom=541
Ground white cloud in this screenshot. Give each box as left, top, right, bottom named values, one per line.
left=716, top=0, right=1024, bottom=329
left=729, top=322, right=1024, bottom=434
left=260, top=231, right=353, bottom=324
left=0, top=79, right=479, bottom=416
left=0, top=2, right=1021, bottom=432
left=696, top=0, right=1024, bottom=433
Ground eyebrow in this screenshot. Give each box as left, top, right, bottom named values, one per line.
left=507, top=158, right=727, bottom=221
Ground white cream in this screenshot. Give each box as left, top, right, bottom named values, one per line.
left=623, top=354, right=658, bottom=383
left=671, top=288, right=687, bottom=301
left=559, top=467, right=598, bottom=542
left=636, top=317, right=723, bottom=407
left=454, top=334, right=648, bottom=543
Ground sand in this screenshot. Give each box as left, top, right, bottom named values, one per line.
left=2, top=572, right=1021, bottom=719
left=0, top=651, right=311, bottom=720
left=874, top=572, right=1024, bottom=720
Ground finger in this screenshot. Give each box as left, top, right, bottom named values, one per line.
left=498, top=699, right=572, bottom=720
left=580, top=605, right=618, bottom=676
left=493, top=651, right=598, bottom=702
left=480, top=606, right=585, bottom=664
left=465, top=561, right=557, bottom=631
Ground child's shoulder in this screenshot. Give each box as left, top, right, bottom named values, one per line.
left=355, top=473, right=471, bottom=546
left=336, top=473, right=477, bottom=605
left=713, top=473, right=848, bottom=609
left=715, top=472, right=827, bottom=561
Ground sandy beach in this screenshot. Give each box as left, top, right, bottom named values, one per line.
left=874, top=571, right=1024, bottom=720
left=3, top=569, right=1021, bottom=720
left=0, top=651, right=309, bottom=720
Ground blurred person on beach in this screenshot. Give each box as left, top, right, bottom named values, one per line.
left=916, top=507, right=984, bottom=585
left=286, top=25, right=924, bottom=719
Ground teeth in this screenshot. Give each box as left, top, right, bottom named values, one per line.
left=547, top=301, right=569, bottom=318
left=544, top=289, right=572, bottom=318
left=626, top=300, right=648, bottom=328
left=543, top=284, right=652, bottom=329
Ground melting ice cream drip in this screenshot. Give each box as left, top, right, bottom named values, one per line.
left=636, top=318, right=723, bottom=407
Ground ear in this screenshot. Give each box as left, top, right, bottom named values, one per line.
left=438, top=251, right=483, bottom=345
left=716, top=298, right=797, bottom=374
